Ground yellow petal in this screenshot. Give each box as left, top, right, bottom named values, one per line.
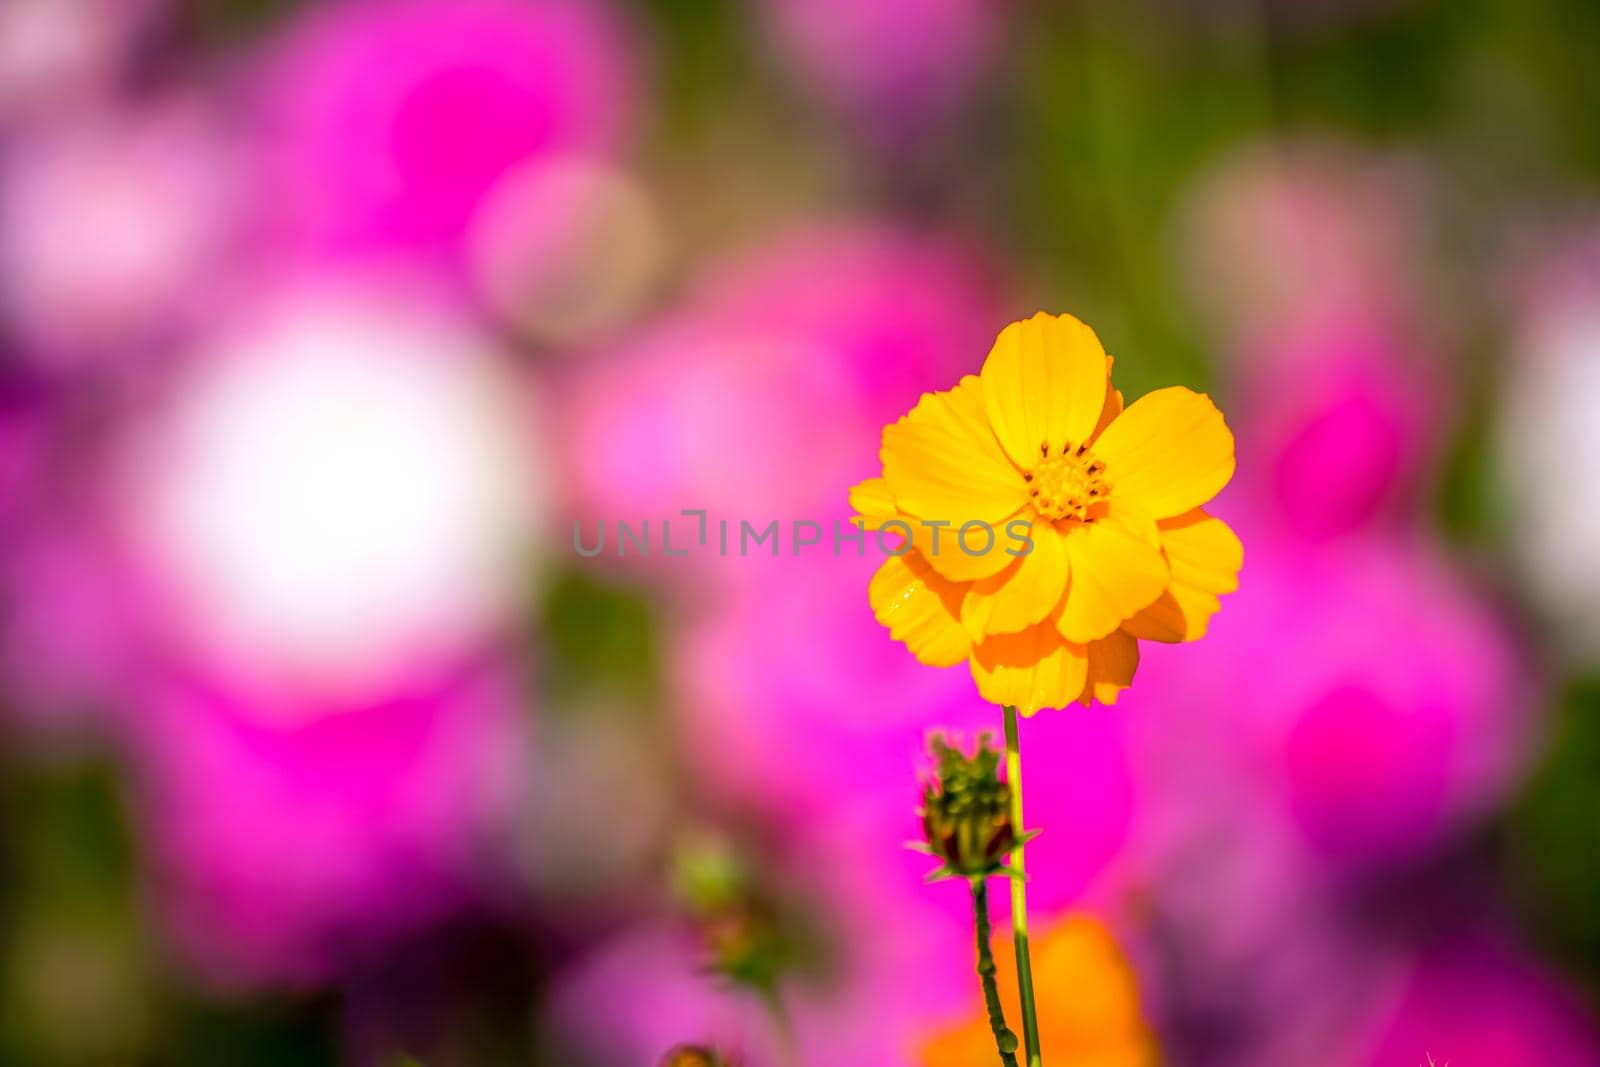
left=969, top=624, right=1088, bottom=715
left=1090, top=356, right=1123, bottom=442
left=849, top=475, right=1005, bottom=571
left=1123, top=509, right=1242, bottom=643
left=917, top=511, right=1031, bottom=583
left=1094, top=387, right=1236, bottom=519
left=1161, top=507, right=1243, bottom=594
left=848, top=475, right=896, bottom=522
left=882, top=375, right=1026, bottom=525
left=960, top=520, right=1070, bottom=639
left=869, top=551, right=970, bottom=668
left=1056, top=509, right=1170, bottom=644
left=1120, top=587, right=1216, bottom=644
left=980, top=312, right=1109, bottom=470
left=1079, top=630, right=1140, bottom=706
left=847, top=474, right=915, bottom=553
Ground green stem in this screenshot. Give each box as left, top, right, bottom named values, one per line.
left=760, top=987, right=800, bottom=1067
left=972, top=879, right=1020, bottom=1067
left=1003, top=704, right=1043, bottom=1067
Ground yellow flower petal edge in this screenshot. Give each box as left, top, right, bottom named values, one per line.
left=1122, top=508, right=1242, bottom=644
left=981, top=312, right=1108, bottom=471
left=970, top=625, right=1088, bottom=716
left=869, top=551, right=970, bottom=668
left=960, top=520, right=1070, bottom=640
left=881, top=376, right=1026, bottom=526
left=1080, top=630, right=1140, bottom=707
left=1092, top=386, right=1236, bottom=519
left=1056, top=507, right=1169, bottom=644
left=856, top=311, right=1239, bottom=712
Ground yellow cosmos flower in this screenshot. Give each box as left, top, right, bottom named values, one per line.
left=919, top=915, right=1158, bottom=1067
left=854, top=311, right=1241, bottom=713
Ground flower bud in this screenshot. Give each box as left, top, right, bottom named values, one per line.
left=659, top=1045, right=732, bottom=1067
left=919, top=733, right=1015, bottom=881
left=670, top=833, right=800, bottom=995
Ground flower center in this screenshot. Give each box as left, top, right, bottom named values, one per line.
left=1025, top=441, right=1108, bottom=522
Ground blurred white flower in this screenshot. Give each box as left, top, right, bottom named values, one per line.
left=120, top=284, right=545, bottom=711
left=1500, top=298, right=1600, bottom=660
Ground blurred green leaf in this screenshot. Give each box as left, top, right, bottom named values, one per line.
left=1507, top=678, right=1600, bottom=988
left=149, top=993, right=340, bottom=1067
left=538, top=569, right=664, bottom=707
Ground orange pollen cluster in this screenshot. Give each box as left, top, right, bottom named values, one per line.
left=1024, top=440, right=1108, bottom=522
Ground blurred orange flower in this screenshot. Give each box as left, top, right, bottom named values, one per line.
left=853, top=311, right=1240, bottom=713
left=919, top=914, right=1158, bottom=1067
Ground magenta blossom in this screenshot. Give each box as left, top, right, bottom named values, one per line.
left=259, top=0, right=639, bottom=265
left=132, top=658, right=526, bottom=988
left=563, top=312, right=865, bottom=531
left=676, top=551, right=1137, bottom=915
left=1229, top=314, right=1443, bottom=540
left=1129, top=518, right=1529, bottom=875
left=0, top=102, right=239, bottom=370
left=0, top=0, right=169, bottom=124
left=560, top=223, right=1001, bottom=569
left=1104, top=521, right=1535, bottom=1063
left=1346, top=935, right=1600, bottom=1067
left=0, top=378, right=166, bottom=736
left=695, top=226, right=1003, bottom=431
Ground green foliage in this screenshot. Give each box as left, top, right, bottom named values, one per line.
left=538, top=568, right=664, bottom=707
left=1507, top=679, right=1600, bottom=986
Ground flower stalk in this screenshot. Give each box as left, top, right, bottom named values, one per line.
left=972, top=878, right=1020, bottom=1067
left=918, top=733, right=1035, bottom=1067
left=1004, top=704, right=1043, bottom=1067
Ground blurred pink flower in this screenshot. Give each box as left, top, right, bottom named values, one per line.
left=676, top=555, right=987, bottom=826
left=1103, top=523, right=1536, bottom=1062
left=0, top=519, right=155, bottom=736
left=677, top=552, right=1137, bottom=915
left=1230, top=315, right=1443, bottom=539
left=0, top=0, right=168, bottom=124
left=759, top=0, right=1005, bottom=135
left=1347, top=935, right=1600, bottom=1067
left=546, top=922, right=789, bottom=1066
left=696, top=227, right=1002, bottom=432
left=260, top=0, right=639, bottom=265
left=0, top=102, right=240, bottom=369
left=0, top=378, right=162, bottom=736
left=133, top=658, right=527, bottom=988
left=564, top=312, right=862, bottom=531
left=1132, top=523, right=1528, bottom=873
left=0, top=378, right=51, bottom=533
left=561, top=224, right=1001, bottom=565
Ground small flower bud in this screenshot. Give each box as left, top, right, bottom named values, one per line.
left=919, top=733, right=1016, bottom=881
left=659, top=1045, right=733, bottom=1067
left=671, top=833, right=801, bottom=995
